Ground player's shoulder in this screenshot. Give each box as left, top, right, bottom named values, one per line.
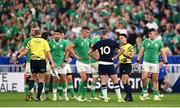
left=155, top=39, right=163, bottom=43
left=126, top=43, right=133, bottom=48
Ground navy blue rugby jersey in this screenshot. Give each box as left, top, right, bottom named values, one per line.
left=92, top=39, right=120, bottom=62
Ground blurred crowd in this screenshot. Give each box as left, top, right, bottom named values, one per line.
left=0, top=0, right=180, bottom=57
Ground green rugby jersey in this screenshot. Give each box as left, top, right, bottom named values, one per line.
left=73, top=36, right=90, bottom=64
left=49, top=39, right=68, bottom=67
left=142, top=39, right=163, bottom=63
left=22, top=37, right=32, bottom=63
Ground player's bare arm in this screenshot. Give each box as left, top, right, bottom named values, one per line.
left=112, top=47, right=124, bottom=60
left=161, top=48, right=169, bottom=69
left=136, top=48, right=145, bottom=63
left=67, top=44, right=80, bottom=60
left=13, top=48, right=29, bottom=63
left=46, top=51, right=55, bottom=69
left=88, top=48, right=99, bottom=61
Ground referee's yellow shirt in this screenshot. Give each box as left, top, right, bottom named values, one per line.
left=118, top=43, right=134, bottom=64
left=26, top=37, right=50, bottom=60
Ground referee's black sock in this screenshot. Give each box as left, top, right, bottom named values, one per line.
left=37, top=82, right=44, bottom=99
left=28, top=80, right=35, bottom=92
left=128, top=85, right=133, bottom=99
left=123, top=84, right=128, bottom=97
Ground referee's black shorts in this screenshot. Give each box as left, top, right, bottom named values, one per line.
left=98, top=64, right=117, bottom=76
left=30, top=60, right=46, bottom=73
left=118, top=63, right=132, bottom=78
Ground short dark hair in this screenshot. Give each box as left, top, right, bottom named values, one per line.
left=41, top=32, right=50, bottom=40
left=100, top=28, right=109, bottom=36
left=119, top=33, right=128, bottom=38
left=148, top=28, right=156, bottom=33
left=54, top=29, right=64, bottom=34
left=81, top=26, right=90, bottom=32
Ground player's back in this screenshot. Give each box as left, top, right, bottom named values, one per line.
left=93, top=39, right=119, bottom=63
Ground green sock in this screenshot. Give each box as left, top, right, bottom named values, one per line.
left=90, top=82, right=96, bottom=98
left=146, top=80, right=150, bottom=89
left=62, top=82, right=67, bottom=98
left=62, top=82, right=67, bottom=91
left=68, top=82, right=75, bottom=97
left=24, top=84, right=28, bottom=96
left=149, top=82, right=154, bottom=90
left=77, top=81, right=83, bottom=97
left=45, top=83, right=49, bottom=97
left=53, top=83, right=58, bottom=94
left=82, top=82, right=87, bottom=99
left=154, top=90, right=159, bottom=96
left=58, top=83, right=63, bottom=97
left=141, top=87, right=147, bottom=96
left=100, top=90, right=103, bottom=96
left=33, top=82, right=37, bottom=92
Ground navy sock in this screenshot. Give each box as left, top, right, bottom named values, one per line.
left=128, top=85, right=133, bottom=99
left=37, top=82, right=44, bottom=99
left=123, top=84, right=128, bottom=96
left=28, top=80, right=35, bottom=92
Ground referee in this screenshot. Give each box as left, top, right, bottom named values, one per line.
left=13, top=28, right=55, bottom=101
left=118, top=33, right=135, bottom=102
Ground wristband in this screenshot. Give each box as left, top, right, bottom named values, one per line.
left=136, top=60, right=140, bottom=63
left=165, top=62, right=168, bottom=64
left=64, top=59, right=67, bottom=63
left=16, top=53, right=20, bottom=60
left=49, top=62, right=52, bottom=65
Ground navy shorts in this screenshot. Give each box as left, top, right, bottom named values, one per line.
left=98, top=64, right=117, bottom=76
left=30, top=60, right=46, bottom=73
left=118, top=63, right=132, bottom=77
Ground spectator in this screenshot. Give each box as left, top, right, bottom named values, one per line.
left=0, top=0, right=180, bottom=55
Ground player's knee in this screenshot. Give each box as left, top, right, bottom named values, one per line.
left=25, top=76, right=31, bottom=84
left=141, top=75, right=148, bottom=81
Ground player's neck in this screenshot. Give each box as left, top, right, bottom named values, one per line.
left=122, top=42, right=127, bottom=45
left=81, top=35, right=86, bottom=39
left=54, top=38, right=61, bottom=42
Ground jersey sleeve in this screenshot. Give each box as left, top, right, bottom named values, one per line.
left=141, top=40, right=146, bottom=49
left=159, top=41, right=164, bottom=51
left=92, top=42, right=99, bottom=51
left=64, top=40, right=69, bottom=49
left=128, top=45, right=135, bottom=52
left=72, top=37, right=79, bottom=46
left=22, top=39, right=27, bottom=49
left=26, top=40, right=31, bottom=50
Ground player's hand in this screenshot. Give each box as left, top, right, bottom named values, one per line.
left=66, top=57, right=72, bottom=63
left=50, top=62, right=55, bottom=70
left=120, top=47, right=124, bottom=53
left=75, top=55, right=81, bottom=60
left=11, top=56, right=18, bottom=64
left=112, top=57, right=116, bottom=61
left=133, top=62, right=139, bottom=68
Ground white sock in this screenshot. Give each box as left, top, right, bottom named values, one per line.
left=63, top=88, right=67, bottom=98
left=102, top=88, right=107, bottom=99
left=53, top=88, right=57, bottom=94
left=115, top=88, right=122, bottom=98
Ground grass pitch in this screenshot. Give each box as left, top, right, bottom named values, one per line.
left=0, top=92, right=180, bottom=107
